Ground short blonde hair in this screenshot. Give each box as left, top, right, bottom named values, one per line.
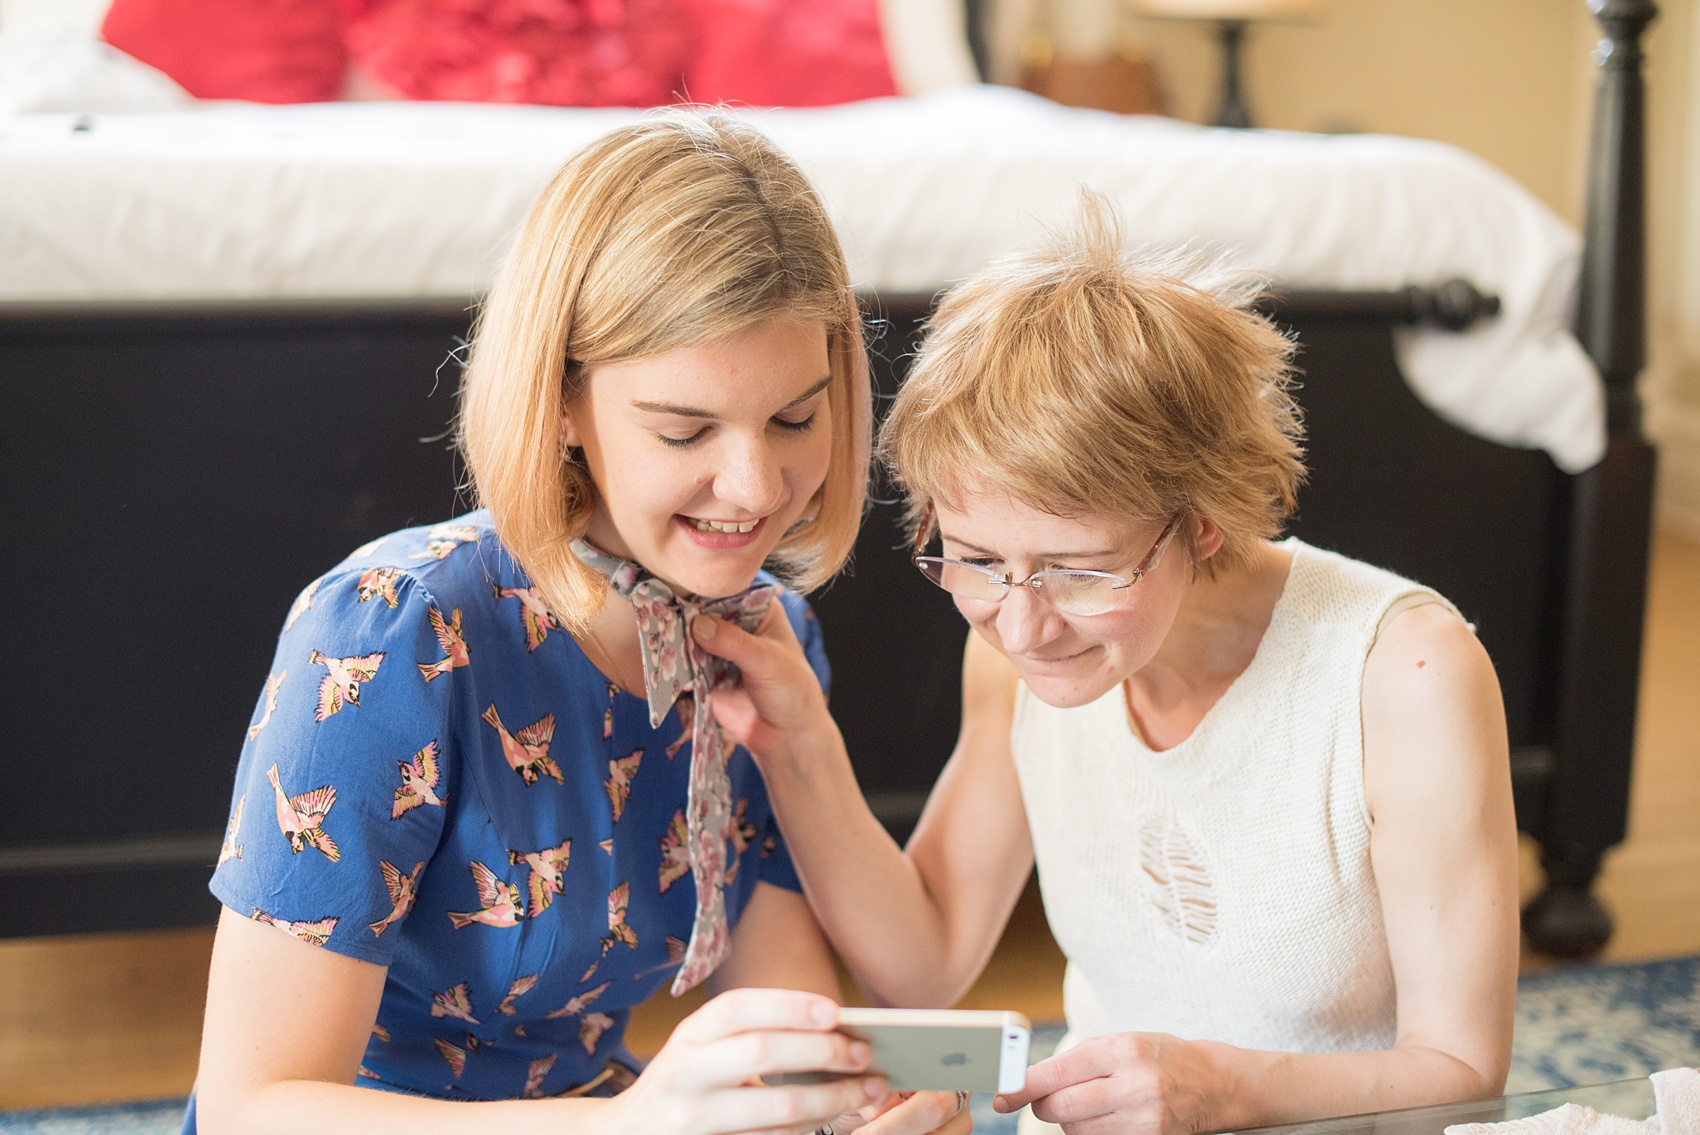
left=459, top=112, right=872, bottom=630
left=879, top=199, right=1304, bottom=574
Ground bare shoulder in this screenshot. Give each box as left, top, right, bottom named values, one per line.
left=1363, top=602, right=1496, bottom=707
left=1361, top=601, right=1509, bottom=823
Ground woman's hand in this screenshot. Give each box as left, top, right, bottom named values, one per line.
left=993, top=1032, right=1224, bottom=1135
left=604, top=988, right=886, bottom=1135
left=692, top=607, right=836, bottom=768
left=836, top=1089, right=975, bottom=1135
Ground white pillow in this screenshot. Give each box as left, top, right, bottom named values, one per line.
left=879, top=0, right=981, bottom=94
left=0, top=27, right=192, bottom=114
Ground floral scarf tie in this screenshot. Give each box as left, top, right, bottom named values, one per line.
left=570, top=538, right=778, bottom=996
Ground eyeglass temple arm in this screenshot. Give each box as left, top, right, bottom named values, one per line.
left=1135, top=515, right=1184, bottom=575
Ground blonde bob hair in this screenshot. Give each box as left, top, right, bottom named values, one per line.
left=880, top=198, right=1305, bottom=574
left=459, top=112, right=872, bottom=630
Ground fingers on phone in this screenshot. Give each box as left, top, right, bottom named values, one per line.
left=680, top=987, right=838, bottom=1042
left=706, top=1076, right=887, bottom=1133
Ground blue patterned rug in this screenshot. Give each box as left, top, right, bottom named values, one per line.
left=6, top=957, right=1695, bottom=1134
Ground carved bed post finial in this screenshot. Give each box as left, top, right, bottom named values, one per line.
left=1576, top=0, right=1657, bottom=435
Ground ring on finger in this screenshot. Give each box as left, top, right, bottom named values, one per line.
left=954, top=1090, right=970, bottom=1114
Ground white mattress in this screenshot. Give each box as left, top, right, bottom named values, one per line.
left=0, top=86, right=1603, bottom=470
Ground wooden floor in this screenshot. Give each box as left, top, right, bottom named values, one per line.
left=3, top=532, right=1696, bottom=1112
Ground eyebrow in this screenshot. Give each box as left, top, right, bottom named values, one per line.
left=631, top=374, right=833, bottom=419
left=939, top=533, right=1122, bottom=561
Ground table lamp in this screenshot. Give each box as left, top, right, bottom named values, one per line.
left=1131, top=0, right=1322, bottom=128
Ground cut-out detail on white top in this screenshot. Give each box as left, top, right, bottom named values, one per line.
left=1138, top=810, right=1218, bottom=946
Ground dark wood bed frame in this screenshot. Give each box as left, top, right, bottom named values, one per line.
left=0, top=1, right=1657, bottom=959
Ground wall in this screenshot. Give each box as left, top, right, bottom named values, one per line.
left=993, top=0, right=1700, bottom=540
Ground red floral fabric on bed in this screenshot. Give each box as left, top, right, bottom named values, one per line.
left=340, top=0, right=692, bottom=107
left=101, top=0, right=347, bottom=103
left=340, top=0, right=895, bottom=107
left=100, top=0, right=897, bottom=108
left=685, top=0, right=896, bottom=107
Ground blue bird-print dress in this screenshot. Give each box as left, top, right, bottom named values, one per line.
left=192, top=510, right=824, bottom=1122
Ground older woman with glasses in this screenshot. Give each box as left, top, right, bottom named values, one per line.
left=693, top=201, right=1520, bottom=1135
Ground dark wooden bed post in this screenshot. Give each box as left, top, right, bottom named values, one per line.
left=1521, top=0, right=1660, bottom=958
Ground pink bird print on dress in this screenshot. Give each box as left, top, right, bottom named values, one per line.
left=658, top=809, right=689, bottom=893
left=598, top=839, right=614, bottom=855
left=418, top=606, right=469, bottom=682
left=351, top=536, right=387, bottom=558
left=250, top=909, right=338, bottom=946
left=603, top=750, right=642, bottom=822
left=663, top=695, right=695, bottom=759
left=434, top=1037, right=467, bottom=1079
left=446, top=861, right=524, bottom=929
left=412, top=523, right=480, bottom=561
left=372, top=1024, right=391, bottom=1042
left=523, top=1052, right=557, bottom=1098
left=308, top=649, right=385, bottom=721
left=217, top=795, right=244, bottom=868
left=579, top=1013, right=614, bottom=1056
left=724, top=798, right=758, bottom=885
left=603, top=682, right=617, bottom=738
left=544, top=981, right=610, bottom=1020
left=284, top=579, right=320, bottom=630
left=605, top=881, right=637, bottom=950
left=496, top=974, right=538, bottom=1015
left=481, top=705, right=562, bottom=785
left=430, top=982, right=479, bottom=1024
left=492, top=583, right=561, bottom=651
left=356, top=566, right=402, bottom=608
left=390, top=740, right=445, bottom=819
left=633, top=935, right=689, bottom=980
left=507, top=838, right=571, bottom=917
left=247, top=671, right=286, bottom=741
left=368, top=859, right=424, bottom=937
left=266, top=763, right=339, bottom=862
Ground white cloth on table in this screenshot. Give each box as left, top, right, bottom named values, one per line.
left=1447, top=1069, right=1700, bottom=1135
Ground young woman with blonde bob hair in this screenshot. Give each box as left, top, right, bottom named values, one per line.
left=698, top=201, right=1521, bottom=1135
left=188, top=113, right=968, bottom=1135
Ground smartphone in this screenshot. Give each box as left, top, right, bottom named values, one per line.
left=829, top=1007, right=1033, bottom=1094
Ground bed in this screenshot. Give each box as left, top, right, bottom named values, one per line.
left=0, top=0, right=1658, bottom=959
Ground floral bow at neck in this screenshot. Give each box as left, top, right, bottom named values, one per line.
left=570, top=538, right=777, bottom=996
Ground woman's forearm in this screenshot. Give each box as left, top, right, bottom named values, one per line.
left=759, top=724, right=972, bottom=1007
left=1203, top=1041, right=1501, bottom=1132
left=195, top=1079, right=618, bottom=1135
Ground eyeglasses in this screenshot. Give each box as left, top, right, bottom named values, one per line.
left=910, top=507, right=1183, bottom=617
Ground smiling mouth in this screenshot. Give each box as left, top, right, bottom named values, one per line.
left=1023, top=646, right=1094, bottom=665
left=685, top=517, right=763, bottom=534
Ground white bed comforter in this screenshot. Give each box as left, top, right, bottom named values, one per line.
left=0, top=86, right=1603, bottom=470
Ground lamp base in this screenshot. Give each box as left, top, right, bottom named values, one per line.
left=1211, top=19, right=1253, bottom=129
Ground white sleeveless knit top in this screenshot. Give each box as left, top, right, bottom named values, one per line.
left=1011, top=540, right=1455, bottom=1062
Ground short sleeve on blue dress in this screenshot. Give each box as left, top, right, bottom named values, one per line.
left=210, top=567, right=459, bottom=966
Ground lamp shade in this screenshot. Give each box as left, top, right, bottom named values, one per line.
left=1132, top=0, right=1321, bottom=18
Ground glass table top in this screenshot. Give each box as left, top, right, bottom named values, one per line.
left=1236, top=1079, right=1657, bottom=1135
